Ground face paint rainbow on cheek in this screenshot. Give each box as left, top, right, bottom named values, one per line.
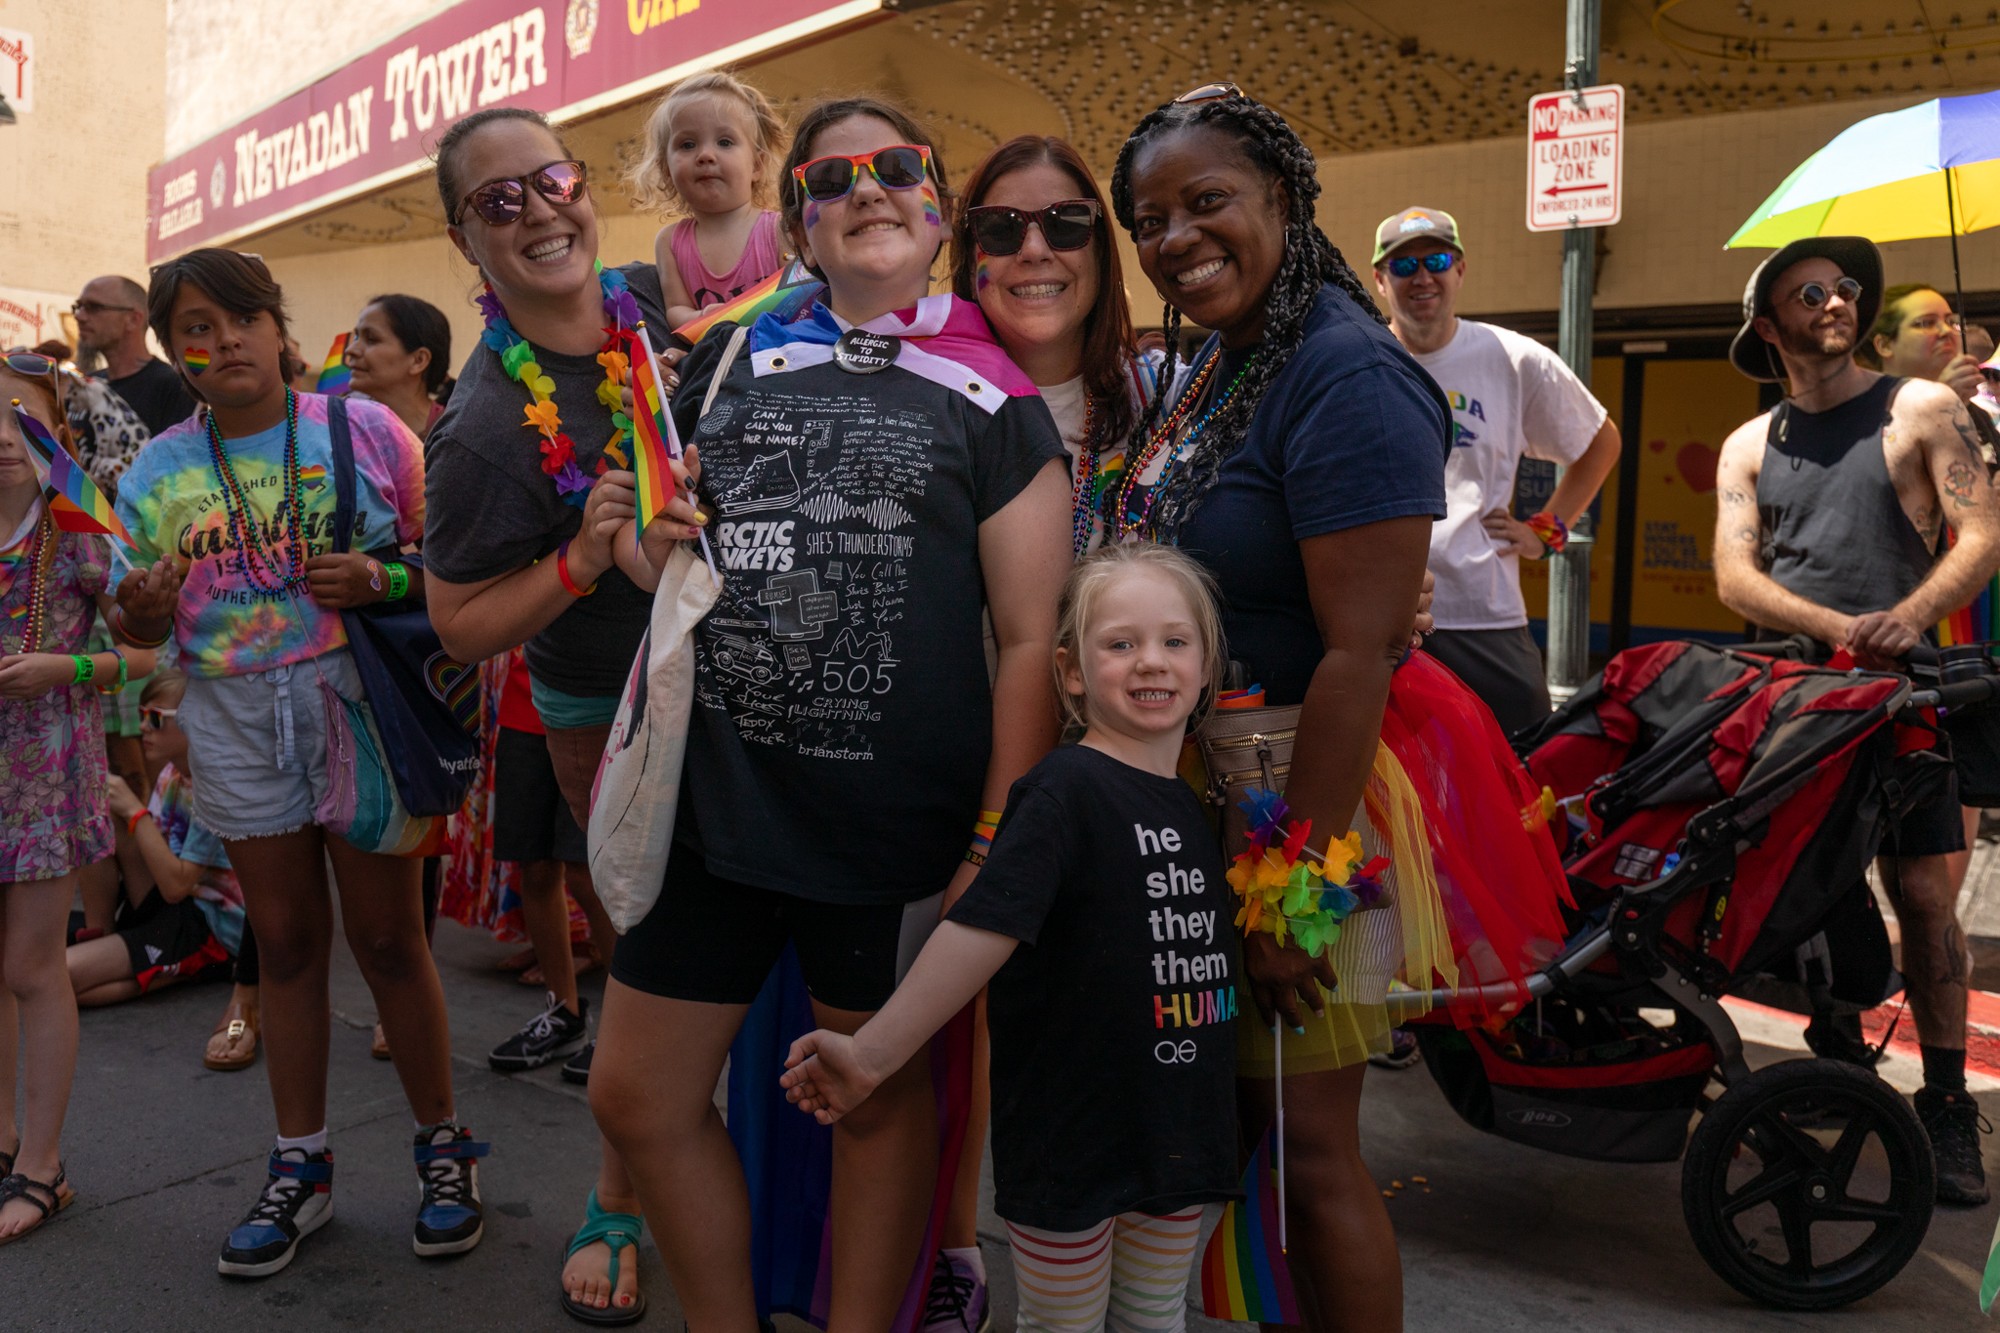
left=803, top=200, right=821, bottom=232
left=183, top=349, right=210, bottom=375
left=975, top=259, right=991, bottom=293
left=920, top=182, right=942, bottom=229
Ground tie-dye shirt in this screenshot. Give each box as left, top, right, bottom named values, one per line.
left=114, top=393, right=424, bottom=677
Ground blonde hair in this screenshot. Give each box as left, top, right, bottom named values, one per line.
left=1053, top=543, right=1226, bottom=733
left=140, top=666, right=187, bottom=706
left=626, top=70, right=787, bottom=216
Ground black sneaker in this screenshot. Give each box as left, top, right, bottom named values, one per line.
left=1804, top=1012, right=1882, bottom=1069
left=561, top=1039, right=595, bottom=1085
left=488, top=992, right=589, bottom=1071
left=1916, top=1087, right=1991, bottom=1206
left=218, top=1148, right=334, bottom=1277
left=412, top=1124, right=489, bottom=1257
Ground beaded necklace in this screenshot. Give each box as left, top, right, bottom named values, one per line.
left=1108, top=349, right=1258, bottom=542
left=1069, top=394, right=1104, bottom=557
left=6, top=507, right=54, bottom=653
left=205, top=388, right=309, bottom=596
left=478, top=264, right=641, bottom=510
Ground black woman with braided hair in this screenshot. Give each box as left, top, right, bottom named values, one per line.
left=1112, top=88, right=1572, bottom=1330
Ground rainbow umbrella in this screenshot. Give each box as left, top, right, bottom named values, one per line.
left=1727, top=89, right=2000, bottom=314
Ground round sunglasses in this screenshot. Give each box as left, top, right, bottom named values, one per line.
left=967, top=200, right=1101, bottom=256
left=1386, top=252, right=1457, bottom=278
left=793, top=145, right=931, bottom=204
left=453, top=160, right=588, bottom=227
left=1789, top=276, right=1863, bottom=310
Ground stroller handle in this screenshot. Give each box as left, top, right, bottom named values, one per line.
left=1385, top=919, right=1615, bottom=1016
left=1907, top=674, right=2000, bottom=711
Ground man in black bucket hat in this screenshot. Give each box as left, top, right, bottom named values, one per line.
left=1715, top=235, right=2000, bottom=1205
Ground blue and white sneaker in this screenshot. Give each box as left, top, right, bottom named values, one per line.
left=412, top=1123, right=489, bottom=1257
left=217, top=1148, right=333, bottom=1277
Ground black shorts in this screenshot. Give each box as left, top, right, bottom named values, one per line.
left=118, top=891, right=228, bottom=992
left=1422, top=626, right=1552, bottom=739
left=1879, top=765, right=1967, bottom=859
left=610, top=844, right=933, bottom=1012
left=492, top=727, right=589, bottom=865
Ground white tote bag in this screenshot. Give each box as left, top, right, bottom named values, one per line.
left=586, top=325, right=744, bottom=930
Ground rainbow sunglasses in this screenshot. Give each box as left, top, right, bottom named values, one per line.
left=793, top=145, right=932, bottom=203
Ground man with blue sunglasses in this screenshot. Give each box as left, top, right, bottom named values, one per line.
left=1370, top=206, right=1620, bottom=739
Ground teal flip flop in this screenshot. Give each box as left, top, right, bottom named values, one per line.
left=559, top=1189, right=646, bottom=1327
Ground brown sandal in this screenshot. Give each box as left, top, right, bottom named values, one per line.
left=204, top=1001, right=259, bottom=1071
left=0, top=1166, right=73, bottom=1246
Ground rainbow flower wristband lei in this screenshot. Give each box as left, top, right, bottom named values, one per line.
left=1225, top=787, right=1389, bottom=958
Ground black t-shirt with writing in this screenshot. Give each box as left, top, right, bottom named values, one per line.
left=422, top=263, right=667, bottom=698
left=665, top=320, right=1065, bottom=904
left=947, top=744, right=1240, bottom=1230
left=98, top=358, right=197, bottom=439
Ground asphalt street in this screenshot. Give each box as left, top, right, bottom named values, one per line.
left=8, top=907, right=1999, bottom=1332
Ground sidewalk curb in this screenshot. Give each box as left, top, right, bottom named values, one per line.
left=1719, top=991, right=2000, bottom=1084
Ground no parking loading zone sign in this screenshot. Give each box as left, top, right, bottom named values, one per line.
left=1527, top=84, right=1623, bottom=231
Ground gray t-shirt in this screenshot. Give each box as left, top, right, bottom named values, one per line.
left=423, top=262, right=666, bottom=698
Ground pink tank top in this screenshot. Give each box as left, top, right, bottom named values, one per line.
left=670, top=210, right=785, bottom=309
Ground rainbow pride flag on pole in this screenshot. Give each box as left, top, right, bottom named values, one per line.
left=629, top=321, right=716, bottom=577
left=12, top=402, right=136, bottom=560
left=1200, top=1124, right=1301, bottom=1324
left=673, top=257, right=825, bottom=346
left=316, top=333, right=352, bottom=396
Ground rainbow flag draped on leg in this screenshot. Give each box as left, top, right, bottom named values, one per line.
left=1200, top=1124, right=1300, bottom=1323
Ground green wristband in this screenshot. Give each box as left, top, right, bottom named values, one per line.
left=71, top=654, right=94, bottom=685
left=98, top=648, right=129, bottom=695
left=385, top=562, right=410, bottom=602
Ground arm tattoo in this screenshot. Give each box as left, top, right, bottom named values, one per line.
left=1720, top=487, right=1752, bottom=507
left=1944, top=459, right=1979, bottom=508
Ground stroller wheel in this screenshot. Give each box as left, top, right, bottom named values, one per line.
left=1681, top=1059, right=1934, bottom=1310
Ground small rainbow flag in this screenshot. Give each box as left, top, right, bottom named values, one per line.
left=316, top=333, right=352, bottom=396
left=629, top=321, right=715, bottom=577
left=673, top=256, right=824, bottom=346
left=1199, top=1125, right=1300, bottom=1324
left=13, top=403, right=137, bottom=557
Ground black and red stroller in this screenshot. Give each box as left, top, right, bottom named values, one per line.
left=1403, top=639, right=1995, bottom=1311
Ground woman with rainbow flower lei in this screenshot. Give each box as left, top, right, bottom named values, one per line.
left=110, top=248, right=486, bottom=1280
left=419, top=106, right=696, bottom=1321
left=1105, top=87, right=1571, bottom=1330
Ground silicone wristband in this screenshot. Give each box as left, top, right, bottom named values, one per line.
left=127, top=808, right=151, bottom=836
left=385, top=562, right=410, bottom=601
left=114, top=606, right=171, bottom=649
left=71, top=654, right=93, bottom=685
left=962, top=848, right=987, bottom=867
left=556, top=540, right=596, bottom=597
left=96, top=648, right=128, bottom=695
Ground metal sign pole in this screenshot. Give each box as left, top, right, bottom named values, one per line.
left=1545, top=0, right=1600, bottom=706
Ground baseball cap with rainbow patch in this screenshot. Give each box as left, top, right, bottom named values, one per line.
left=1372, top=207, right=1463, bottom=265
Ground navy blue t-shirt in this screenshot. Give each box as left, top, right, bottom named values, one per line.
left=1176, top=285, right=1450, bottom=705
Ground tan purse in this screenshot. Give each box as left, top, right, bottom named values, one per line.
left=1194, top=704, right=1393, bottom=913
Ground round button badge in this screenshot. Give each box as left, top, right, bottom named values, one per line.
left=833, top=329, right=901, bottom=374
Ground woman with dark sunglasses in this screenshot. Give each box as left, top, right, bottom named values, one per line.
left=586, top=96, right=1070, bottom=1333
left=420, top=105, right=696, bottom=1322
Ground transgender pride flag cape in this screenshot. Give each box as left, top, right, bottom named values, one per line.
left=728, top=947, right=975, bottom=1329
left=748, top=294, right=1039, bottom=413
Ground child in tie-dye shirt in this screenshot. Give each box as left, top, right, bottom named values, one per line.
left=113, top=248, right=487, bottom=1281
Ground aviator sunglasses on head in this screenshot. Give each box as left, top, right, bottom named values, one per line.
left=1387, top=252, right=1457, bottom=278
left=967, top=200, right=1102, bottom=256
left=453, top=160, right=588, bottom=227
left=792, top=145, right=933, bottom=203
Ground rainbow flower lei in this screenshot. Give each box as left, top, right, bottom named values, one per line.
left=1225, top=787, right=1390, bottom=958
left=478, top=262, right=642, bottom=509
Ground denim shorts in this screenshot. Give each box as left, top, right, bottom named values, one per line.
left=178, top=650, right=365, bottom=841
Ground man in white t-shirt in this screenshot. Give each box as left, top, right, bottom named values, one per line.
left=1372, top=206, right=1621, bottom=735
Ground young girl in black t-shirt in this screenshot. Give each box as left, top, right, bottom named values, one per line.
left=782, top=543, right=1238, bottom=1333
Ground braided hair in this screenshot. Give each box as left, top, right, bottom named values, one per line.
left=1109, top=95, right=1382, bottom=539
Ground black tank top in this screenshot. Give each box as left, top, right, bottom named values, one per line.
left=1755, top=376, right=1935, bottom=627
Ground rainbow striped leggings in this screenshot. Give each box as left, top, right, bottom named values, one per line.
left=1005, top=1206, right=1205, bottom=1333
